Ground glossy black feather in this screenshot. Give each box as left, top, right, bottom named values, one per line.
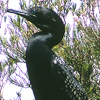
left=7, top=7, right=88, bottom=100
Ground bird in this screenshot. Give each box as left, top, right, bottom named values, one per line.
left=7, top=7, right=88, bottom=100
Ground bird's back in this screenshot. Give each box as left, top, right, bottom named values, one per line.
left=26, top=36, right=88, bottom=100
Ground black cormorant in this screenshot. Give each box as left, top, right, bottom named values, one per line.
left=7, top=7, right=88, bottom=100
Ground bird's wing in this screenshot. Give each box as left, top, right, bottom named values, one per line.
left=51, top=56, right=88, bottom=100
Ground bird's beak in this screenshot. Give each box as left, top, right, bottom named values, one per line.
left=6, top=9, right=29, bottom=17
left=6, top=9, right=36, bottom=18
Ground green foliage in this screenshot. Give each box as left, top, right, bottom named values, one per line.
left=53, top=1, right=100, bottom=99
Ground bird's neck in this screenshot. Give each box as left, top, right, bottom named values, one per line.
left=32, top=30, right=63, bottom=48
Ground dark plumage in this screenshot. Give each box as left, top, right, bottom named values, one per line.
left=7, top=7, right=88, bottom=100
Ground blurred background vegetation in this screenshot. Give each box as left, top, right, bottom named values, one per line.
left=0, top=0, right=100, bottom=100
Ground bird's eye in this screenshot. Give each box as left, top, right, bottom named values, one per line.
left=32, top=10, right=36, bottom=14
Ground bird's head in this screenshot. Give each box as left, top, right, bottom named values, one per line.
left=7, top=7, right=65, bottom=34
